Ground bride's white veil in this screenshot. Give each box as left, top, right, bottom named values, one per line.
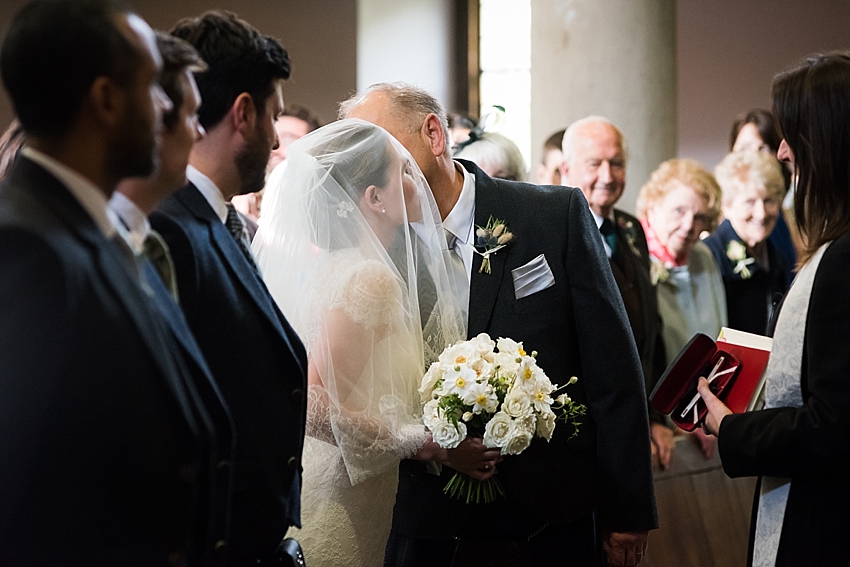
left=253, top=118, right=465, bottom=484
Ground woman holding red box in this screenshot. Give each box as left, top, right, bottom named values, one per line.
left=699, top=52, right=850, bottom=567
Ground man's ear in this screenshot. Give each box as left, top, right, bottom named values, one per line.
left=231, top=92, right=257, bottom=140
left=558, top=159, right=570, bottom=185
left=87, top=76, right=126, bottom=129
left=422, top=113, right=447, bottom=158
left=362, top=184, right=384, bottom=215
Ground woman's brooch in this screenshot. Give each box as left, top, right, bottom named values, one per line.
left=474, top=216, right=514, bottom=274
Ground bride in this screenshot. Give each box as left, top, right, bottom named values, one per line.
left=252, top=119, right=465, bottom=566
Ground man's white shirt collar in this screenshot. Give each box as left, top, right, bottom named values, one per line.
left=21, top=147, right=117, bottom=237
left=589, top=207, right=614, bottom=258
left=108, top=191, right=150, bottom=254
left=187, top=165, right=228, bottom=223
left=442, top=163, right=476, bottom=281
left=443, top=164, right=475, bottom=246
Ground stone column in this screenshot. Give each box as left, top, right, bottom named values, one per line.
left=530, top=0, right=676, bottom=214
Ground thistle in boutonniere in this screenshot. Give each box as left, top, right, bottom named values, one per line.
left=649, top=256, right=671, bottom=286
left=726, top=240, right=755, bottom=279
left=617, top=217, right=641, bottom=258
left=474, top=216, right=514, bottom=274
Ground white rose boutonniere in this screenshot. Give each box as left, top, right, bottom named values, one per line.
left=726, top=240, right=756, bottom=279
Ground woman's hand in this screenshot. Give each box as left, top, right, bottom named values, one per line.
left=697, top=376, right=733, bottom=436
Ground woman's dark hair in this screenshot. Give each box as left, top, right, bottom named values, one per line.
left=728, top=109, right=782, bottom=153
left=0, top=0, right=140, bottom=137
left=170, top=11, right=290, bottom=131
left=772, top=52, right=850, bottom=264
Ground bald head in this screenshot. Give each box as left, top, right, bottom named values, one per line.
left=560, top=117, right=626, bottom=218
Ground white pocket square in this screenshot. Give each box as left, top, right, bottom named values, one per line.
left=511, top=254, right=555, bottom=299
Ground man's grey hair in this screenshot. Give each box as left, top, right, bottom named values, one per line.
left=561, top=115, right=627, bottom=166
left=339, top=82, right=452, bottom=156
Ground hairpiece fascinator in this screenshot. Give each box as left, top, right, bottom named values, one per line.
left=452, top=105, right=506, bottom=153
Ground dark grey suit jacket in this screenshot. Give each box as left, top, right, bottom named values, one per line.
left=610, top=209, right=667, bottom=421
left=392, top=161, right=657, bottom=539
left=152, top=182, right=307, bottom=562
left=0, top=158, right=207, bottom=566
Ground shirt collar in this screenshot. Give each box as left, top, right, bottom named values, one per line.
left=588, top=207, right=616, bottom=229
left=108, top=191, right=150, bottom=254
left=21, top=147, right=117, bottom=237
left=442, top=163, right=476, bottom=245
left=187, top=164, right=228, bottom=223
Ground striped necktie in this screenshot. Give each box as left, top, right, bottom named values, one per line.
left=225, top=203, right=260, bottom=274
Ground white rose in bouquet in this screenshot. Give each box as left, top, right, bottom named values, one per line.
left=432, top=417, right=467, bottom=449
left=482, top=411, right=514, bottom=449
left=503, top=427, right=534, bottom=456
left=502, top=389, right=532, bottom=418
left=536, top=408, right=556, bottom=441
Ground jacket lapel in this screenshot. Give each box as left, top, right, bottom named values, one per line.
left=176, top=185, right=306, bottom=376
left=458, top=160, right=510, bottom=338
left=14, top=160, right=194, bottom=415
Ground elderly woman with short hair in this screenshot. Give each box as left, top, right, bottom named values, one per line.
left=637, top=158, right=727, bottom=364
left=704, top=151, right=790, bottom=335
left=453, top=131, right=527, bottom=182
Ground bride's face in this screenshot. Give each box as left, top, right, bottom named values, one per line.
left=376, top=152, right=422, bottom=225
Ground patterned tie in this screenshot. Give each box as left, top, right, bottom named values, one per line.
left=445, top=228, right=469, bottom=324
left=225, top=203, right=260, bottom=274
left=143, top=229, right=179, bottom=301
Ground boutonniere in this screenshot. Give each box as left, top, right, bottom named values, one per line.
left=617, top=217, right=641, bottom=258
left=650, top=256, right=671, bottom=286
left=726, top=240, right=755, bottom=279
left=474, top=216, right=514, bottom=274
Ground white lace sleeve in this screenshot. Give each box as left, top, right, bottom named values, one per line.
left=306, top=255, right=429, bottom=484
left=330, top=257, right=400, bottom=332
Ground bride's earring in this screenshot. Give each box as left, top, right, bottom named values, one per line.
left=382, top=208, right=386, bottom=214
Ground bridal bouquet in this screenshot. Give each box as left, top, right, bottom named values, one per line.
left=420, top=333, right=586, bottom=503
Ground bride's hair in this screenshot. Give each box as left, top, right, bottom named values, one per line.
left=306, top=121, right=396, bottom=203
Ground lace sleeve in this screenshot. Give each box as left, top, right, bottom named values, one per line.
left=330, top=258, right=401, bottom=332
left=306, top=384, right=428, bottom=484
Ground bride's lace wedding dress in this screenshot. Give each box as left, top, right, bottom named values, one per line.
left=253, top=119, right=464, bottom=567
left=294, top=251, right=428, bottom=566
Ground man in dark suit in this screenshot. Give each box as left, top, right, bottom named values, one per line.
left=345, top=84, right=657, bottom=567
left=150, top=11, right=307, bottom=565
left=560, top=116, right=674, bottom=470
left=110, top=31, right=236, bottom=565
left=0, top=1, right=215, bottom=564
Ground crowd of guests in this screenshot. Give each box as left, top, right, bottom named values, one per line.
left=1, top=0, right=849, bottom=566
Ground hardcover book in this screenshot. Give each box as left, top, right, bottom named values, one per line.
left=649, top=327, right=772, bottom=431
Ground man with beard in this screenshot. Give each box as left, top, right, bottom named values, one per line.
left=151, top=11, right=307, bottom=566
left=0, top=0, right=215, bottom=564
